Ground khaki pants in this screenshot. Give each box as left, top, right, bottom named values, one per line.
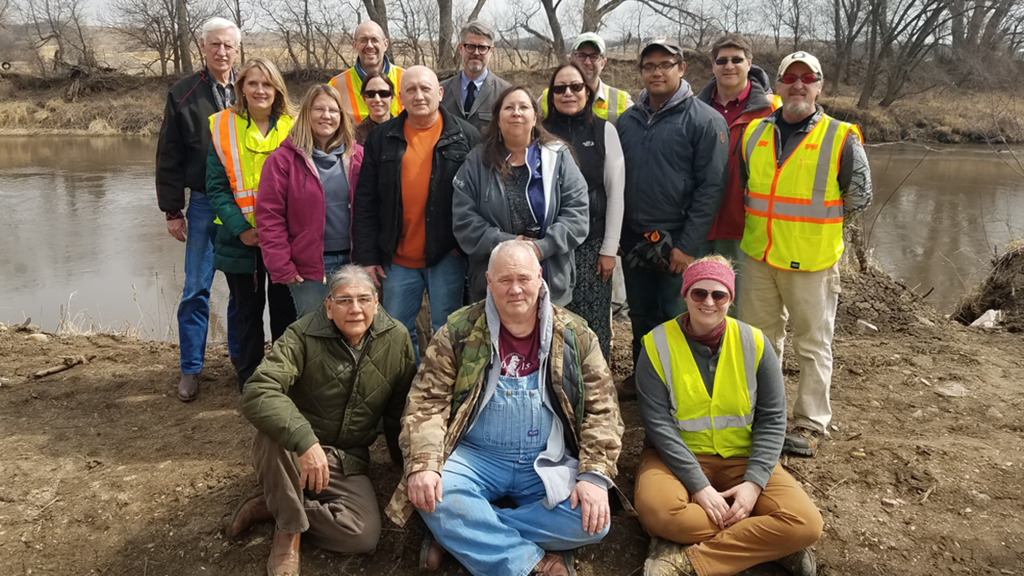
left=634, top=448, right=822, bottom=576
left=738, top=255, right=840, bottom=433
left=252, top=432, right=381, bottom=554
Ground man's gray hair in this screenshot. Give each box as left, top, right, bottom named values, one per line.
left=202, top=17, right=241, bottom=45
left=487, top=239, right=541, bottom=275
left=326, top=264, right=377, bottom=298
left=460, top=20, right=495, bottom=44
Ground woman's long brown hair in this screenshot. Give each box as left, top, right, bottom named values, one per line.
left=480, top=86, right=563, bottom=179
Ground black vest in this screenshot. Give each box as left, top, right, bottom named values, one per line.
left=543, top=111, right=608, bottom=242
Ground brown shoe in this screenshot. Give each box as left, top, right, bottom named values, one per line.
left=530, top=551, right=575, bottom=576
left=177, top=373, right=200, bottom=402
left=226, top=494, right=272, bottom=539
left=615, top=375, right=637, bottom=399
left=775, top=548, right=817, bottom=576
left=418, top=532, right=445, bottom=572
left=267, top=530, right=300, bottom=576
left=784, top=427, right=823, bottom=457
left=644, top=537, right=695, bottom=576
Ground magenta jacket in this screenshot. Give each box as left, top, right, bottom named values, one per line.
left=256, top=137, right=364, bottom=284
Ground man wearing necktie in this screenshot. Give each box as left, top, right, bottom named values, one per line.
left=440, top=20, right=511, bottom=133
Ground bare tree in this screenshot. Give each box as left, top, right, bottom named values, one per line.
left=19, top=0, right=96, bottom=70
left=176, top=0, right=192, bottom=73
left=438, top=0, right=454, bottom=68
left=831, top=0, right=870, bottom=83
left=264, top=0, right=349, bottom=70
left=581, top=0, right=628, bottom=32
left=220, top=0, right=255, bottom=62
left=106, top=0, right=178, bottom=75
left=391, top=0, right=439, bottom=65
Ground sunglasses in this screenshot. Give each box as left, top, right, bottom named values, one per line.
left=688, top=288, right=730, bottom=304
left=551, top=82, right=586, bottom=95
left=362, top=90, right=393, bottom=99
left=715, top=56, right=745, bottom=65
left=779, top=73, right=820, bottom=84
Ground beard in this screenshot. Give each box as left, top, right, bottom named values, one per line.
left=783, top=100, right=813, bottom=116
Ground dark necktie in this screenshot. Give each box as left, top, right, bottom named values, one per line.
left=464, top=81, right=477, bottom=114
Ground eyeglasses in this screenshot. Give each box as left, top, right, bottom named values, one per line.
left=688, top=288, right=730, bottom=304
left=640, top=60, right=681, bottom=74
left=461, top=43, right=492, bottom=54
left=551, top=82, right=586, bottom=95
left=573, top=52, right=603, bottom=63
left=362, top=90, right=392, bottom=99
left=715, top=56, right=745, bottom=66
left=311, top=106, right=341, bottom=117
left=779, top=73, right=821, bottom=84
left=356, top=36, right=383, bottom=46
left=328, top=295, right=376, bottom=308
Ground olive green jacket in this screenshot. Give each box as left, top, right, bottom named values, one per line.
left=241, top=306, right=416, bottom=476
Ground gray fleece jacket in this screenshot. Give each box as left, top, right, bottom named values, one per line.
left=635, top=315, right=786, bottom=492
left=452, top=142, right=589, bottom=306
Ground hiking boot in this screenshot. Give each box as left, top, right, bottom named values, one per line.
left=616, top=375, right=637, bottom=399
left=267, top=530, right=300, bottom=576
left=418, top=532, right=444, bottom=572
left=226, top=494, right=272, bottom=539
left=775, top=548, right=817, bottom=576
left=530, top=551, right=575, bottom=576
left=177, top=373, right=200, bottom=402
left=644, top=537, right=695, bottom=576
left=784, top=427, right=823, bottom=457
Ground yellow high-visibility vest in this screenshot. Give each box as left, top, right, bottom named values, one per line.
left=209, top=110, right=294, bottom=226
left=329, top=66, right=404, bottom=123
left=642, top=316, right=765, bottom=459
left=540, top=83, right=631, bottom=125
left=740, top=113, right=863, bottom=272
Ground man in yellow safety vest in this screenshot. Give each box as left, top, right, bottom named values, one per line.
left=738, top=52, right=873, bottom=457
left=540, top=32, right=633, bottom=126
left=329, top=20, right=404, bottom=123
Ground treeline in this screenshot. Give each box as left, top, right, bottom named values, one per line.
left=0, top=0, right=1022, bottom=109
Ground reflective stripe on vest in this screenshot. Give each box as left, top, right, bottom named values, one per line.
left=210, top=110, right=256, bottom=225
left=641, top=316, right=764, bottom=458
left=539, top=84, right=629, bottom=124
left=330, top=66, right=404, bottom=123
left=740, top=114, right=862, bottom=271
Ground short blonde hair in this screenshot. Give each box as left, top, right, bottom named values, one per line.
left=290, top=84, right=354, bottom=156
left=690, top=254, right=734, bottom=271
left=231, top=57, right=296, bottom=119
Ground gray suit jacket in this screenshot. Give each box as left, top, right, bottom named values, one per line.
left=439, top=70, right=512, bottom=134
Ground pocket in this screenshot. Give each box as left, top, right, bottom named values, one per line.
left=477, top=111, right=492, bottom=123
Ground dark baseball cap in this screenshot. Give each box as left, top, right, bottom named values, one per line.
left=640, top=37, right=683, bottom=60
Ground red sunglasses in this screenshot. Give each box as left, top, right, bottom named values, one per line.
left=688, top=288, right=730, bottom=304
left=779, top=73, right=821, bottom=85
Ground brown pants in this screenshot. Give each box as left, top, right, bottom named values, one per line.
left=252, top=432, right=381, bottom=554
left=634, top=448, right=823, bottom=576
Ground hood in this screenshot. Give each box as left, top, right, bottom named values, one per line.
left=696, top=64, right=775, bottom=114
left=637, top=79, right=693, bottom=118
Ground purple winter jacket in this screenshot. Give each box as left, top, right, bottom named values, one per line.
left=256, top=137, right=364, bottom=284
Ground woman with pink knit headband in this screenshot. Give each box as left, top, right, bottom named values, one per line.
left=631, top=254, right=823, bottom=576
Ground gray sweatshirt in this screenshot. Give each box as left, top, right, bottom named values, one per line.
left=635, top=316, right=786, bottom=492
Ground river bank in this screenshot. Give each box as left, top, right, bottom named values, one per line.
left=0, top=61, right=1016, bottom=143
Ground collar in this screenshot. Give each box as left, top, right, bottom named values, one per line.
left=712, top=80, right=751, bottom=107
left=461, top=68, right=489, bottom=90
left=204, top=67, right=236, bottom=87
left=355, top=55, right=391, bottom=80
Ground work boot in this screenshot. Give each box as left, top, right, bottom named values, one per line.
left=418, top=532, right=444, bottom=572
left=644, top=537, right=695, bottom=576
left=784, top=427, right=823, bottom=457
left=267, top=530, right=300, bottom=576
left=616, top=375, right=637, bottom=399
left=177, top=373, right=200, bottom=403
left=775, top=548, right=817, bottom=576
left=530, top=551, right=575, bottom=576
left=226, top=494, right=272, bottom=539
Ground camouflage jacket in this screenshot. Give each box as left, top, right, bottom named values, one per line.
left=385, top=291, right=627, bottom=525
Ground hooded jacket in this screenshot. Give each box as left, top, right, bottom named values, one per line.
left=616, top=80, right=729, bottom=256
left=256, top=137, right=364, bottom=284
left=696, top=65, right=779, bottom=241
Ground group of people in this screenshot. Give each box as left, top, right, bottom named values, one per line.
left=156, top=14, right=873, bottom=576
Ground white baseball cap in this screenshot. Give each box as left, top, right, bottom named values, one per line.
left=777, top=51, right=823, bottom=79
left=572, top=32, right=606, bottom=54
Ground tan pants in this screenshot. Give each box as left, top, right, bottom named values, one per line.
left=739, top=255, right=840, bottom=433
left=634, top=448, right=822, bottom=576
left=252, top=432, right=381, bottom=554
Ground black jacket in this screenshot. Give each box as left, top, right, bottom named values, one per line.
left=352, top=106, right=481, bottom=267
left=543, top=110, right=608, bottom=242
left=155, top=70, right=230, bottom=215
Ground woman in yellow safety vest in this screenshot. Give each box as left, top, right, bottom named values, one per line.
left=632, top=255, right=823, bottom=576
left=206, top=56, right=296, bottom=391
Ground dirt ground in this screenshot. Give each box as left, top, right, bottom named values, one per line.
left=1, top=270, right=1023, bottom=576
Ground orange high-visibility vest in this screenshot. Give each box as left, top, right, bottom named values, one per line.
left=329, top=65, right=404, bottom=123
left=740, top=114, right=862, bottom=271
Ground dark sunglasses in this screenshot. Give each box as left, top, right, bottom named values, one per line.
left=715, top=56, right=745, bottom=65
left=688, top=288, right=730, bottom=304
left=362, top=89, right=393, bottom=99
left=551, top=82, right=586, bottom=95
left=779, top=73, right=820, bottom=85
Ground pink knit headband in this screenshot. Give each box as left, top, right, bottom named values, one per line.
left=681, top=260, right=735, bottom=299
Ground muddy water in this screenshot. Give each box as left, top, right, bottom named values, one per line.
left=0, top=137, right=1021, bottom=336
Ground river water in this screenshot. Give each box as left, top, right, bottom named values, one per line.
left=1, top=136, right=1022, bottom=338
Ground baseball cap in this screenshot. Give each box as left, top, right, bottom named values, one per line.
left=572, top=32, right=606, bottom=54
left=777, top=51, right=823, bottom=79
left=640, top=37, right=683, bottom=60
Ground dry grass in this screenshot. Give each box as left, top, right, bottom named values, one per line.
left=951, top=240, right=1024, bottom=327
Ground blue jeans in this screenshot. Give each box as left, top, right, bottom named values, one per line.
left=419, top=373, right=608, bottom=576
left=289, top=252, right=351, bottom=318
left=382, top=252, right=467, bottom=363
left=177, top=190, right=238, bottom=374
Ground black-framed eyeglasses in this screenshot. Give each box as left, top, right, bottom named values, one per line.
left=688, top=288, right=730, bottom=304
left=573, top=52, right=603, bottom=63
left=779, top=73, right=820, bottom=84
left=461, top=43, right=492, bottom=55
left=640, top=60, right=681, bottom=73
left=362, top=89, right=393, bottom=99
left=551, top=82, right=586, bottom=95
left=715, top=56, right=745, bottom=66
